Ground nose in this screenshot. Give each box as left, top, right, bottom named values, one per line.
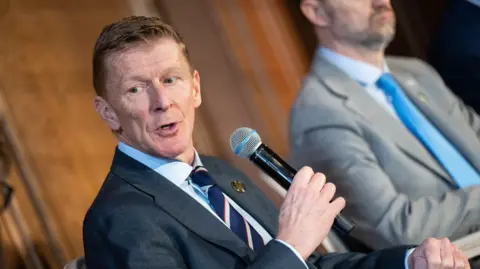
left=151, top=84, right=172, bottom=112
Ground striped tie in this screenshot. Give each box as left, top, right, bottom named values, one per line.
left=189, top=166, right=264, bottom=250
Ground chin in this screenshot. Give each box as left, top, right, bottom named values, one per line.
left=153, top=142, right=192, bottom=160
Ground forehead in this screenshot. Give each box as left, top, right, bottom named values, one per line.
left=105, top=38, right=187, bottom=81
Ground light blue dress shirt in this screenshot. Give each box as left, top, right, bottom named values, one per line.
left=318, top=47, right=414, bottom=268
left=117, top=142, right=308, bottom=267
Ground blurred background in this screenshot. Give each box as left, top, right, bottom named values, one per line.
left=0, top=0, right=452, bottom=268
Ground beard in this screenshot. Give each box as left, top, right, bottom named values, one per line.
left=329, top=6, right=397, bottom=51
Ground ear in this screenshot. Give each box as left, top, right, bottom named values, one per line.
left=300, top=0, right=330, bottom=27
left=94, top=96, right=121, bottom=131
left=192, top=70, right=202, bottom=108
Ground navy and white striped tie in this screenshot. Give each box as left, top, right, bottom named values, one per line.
left=189, top=166, right=264, bottom=250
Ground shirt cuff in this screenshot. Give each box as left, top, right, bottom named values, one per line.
left=274, top=239, right=309, bottom=269
left=404, top=248, right=415, bottom=269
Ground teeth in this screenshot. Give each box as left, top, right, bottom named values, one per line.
left=161, top=124, right=173, bottom=130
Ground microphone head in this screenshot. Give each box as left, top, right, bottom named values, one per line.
left=229, top=127, right=262, bottom=158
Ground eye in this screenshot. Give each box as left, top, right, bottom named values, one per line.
left=163, top=77, right=178, bottom=85
left=128, top=87, right=140, bottom=94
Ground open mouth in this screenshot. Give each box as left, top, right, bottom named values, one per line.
left=160, top=123, right=177, bottom=130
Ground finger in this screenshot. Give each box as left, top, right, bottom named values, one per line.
left=310, top=173, right=327, bottom=192
left=330, top=196, right=346, bottom=214
left=452, top=247, right=465, bottom=269
left=462, top=252, right=470, bottom=269
left=424, top=238, right=442, bottom=269
left=439, top=238, right=454, bottom=269
left=320, top=182, right=337, bottom=203
left=291, top=166, right=314, bottom=189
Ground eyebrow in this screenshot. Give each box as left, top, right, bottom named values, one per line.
left=121, top=66, right=183, bottom=83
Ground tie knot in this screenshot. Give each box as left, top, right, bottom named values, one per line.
left=376, top=73, right=398, bottom=97
left=190, top=166, right=215, bottom=187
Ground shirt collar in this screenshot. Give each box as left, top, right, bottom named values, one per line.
left=317, top=47, right=389, bottom=86
left=117, top=142, right=202, bottom=187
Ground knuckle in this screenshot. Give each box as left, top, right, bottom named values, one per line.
left=429, top=258, right=442, bottom=267
left=443, top=261, right=454, bottom=269
left=302, top=166, right=314, bottom=175
left=323, top=182, right=336, bottom=193
left=317, top=172, right=326, bottom=179
left=454, top=260, right=464, bottom=268
left=425, top=237, right=439, bottom=246
left=312, top=172, right=326, bottom=184
left=333, top=197, right=346, bottom=210
left=441, top=237, right=451, bottom=245
left=425, top=243, right=439, bottom=257
left=453, top=260, right=465, bottom=269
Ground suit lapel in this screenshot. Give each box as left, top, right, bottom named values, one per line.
left=110, top=150, right=253, bottom=262
left=393, top=69, right=480, bottom=178
left=312, top=57, right=452, bottom=182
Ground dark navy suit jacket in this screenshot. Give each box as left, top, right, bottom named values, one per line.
left=83, top=149, right=410, bottom=269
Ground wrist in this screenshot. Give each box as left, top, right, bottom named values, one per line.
left=275, top=236, right=310, bottom=260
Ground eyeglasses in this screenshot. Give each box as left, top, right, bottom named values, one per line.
left=0, top=181, right=13, bottom=212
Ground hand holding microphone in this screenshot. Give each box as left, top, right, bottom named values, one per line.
left=230, top=127, right=354, bottom=259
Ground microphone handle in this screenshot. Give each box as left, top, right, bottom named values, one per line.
left=250, top=144, right=355, bottom=236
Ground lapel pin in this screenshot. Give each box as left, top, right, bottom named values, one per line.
left=418, top=92, right=428, bottom=105
left=231, top=181, right=246, bottom=193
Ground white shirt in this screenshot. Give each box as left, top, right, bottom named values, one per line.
left=117, top=142, right=308, bottom=267
left=318, top=47, right=414, bottom=268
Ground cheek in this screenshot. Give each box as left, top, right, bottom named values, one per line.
left=169, top=83, right=197, bottom=111
left=336, top=3, right=370, bottom=27
left=118, top=97, right=151, bottom=127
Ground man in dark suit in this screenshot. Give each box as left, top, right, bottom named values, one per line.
left=428, top=0, right=480, bottom=113
left=82, top=16, right=470, bottom=269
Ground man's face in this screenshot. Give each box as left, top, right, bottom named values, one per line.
left=324, top=0, right=396, bottom=49
left=96, top=38, right=201, bottom=161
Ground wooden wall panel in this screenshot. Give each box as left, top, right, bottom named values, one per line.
left=0, top=0, right=132, bottom=267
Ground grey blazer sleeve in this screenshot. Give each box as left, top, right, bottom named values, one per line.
left=293, top=123, right=480, bottom=249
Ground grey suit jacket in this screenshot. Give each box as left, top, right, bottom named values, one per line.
left=289, top=55, right=480, bottom=250
left=83, top=149, right=411, bottom=269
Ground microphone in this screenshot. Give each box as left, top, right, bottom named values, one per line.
left=229, top=127, right=355, bottom=235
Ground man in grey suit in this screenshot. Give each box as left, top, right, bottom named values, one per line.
left=83, top=15, right=470, bottom=269
left=289, top=0, right=480, bottom=252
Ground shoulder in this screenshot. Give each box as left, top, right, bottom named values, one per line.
left=83, top=173, right=161, bottom=234
left=386, top=56, right=444, bottom=81
left=289, top=70, right=359, bottom=141
left=386, top=56, right=457, bottom=100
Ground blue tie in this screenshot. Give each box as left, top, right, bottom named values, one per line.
left=376, top=73, right=480, bottom=188
left=189, top=166, right=264, bottom=250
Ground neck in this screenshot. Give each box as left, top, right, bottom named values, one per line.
left=176, top=146, right=196, bottom=166
left=322, top=40, right=385, bottom=69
